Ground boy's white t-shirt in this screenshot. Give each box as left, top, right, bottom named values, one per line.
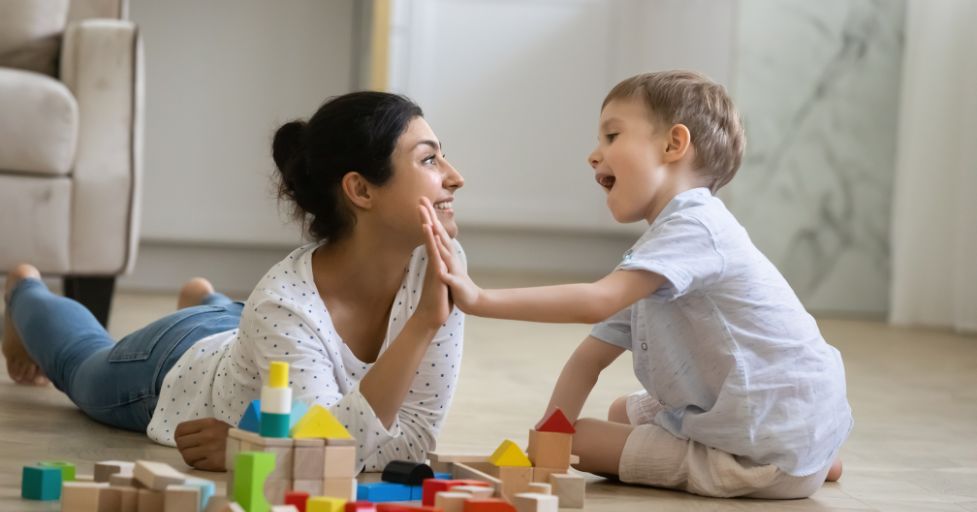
left=146, top=241, right=466, bottom=472
left=591, top=187, right=852, bottom=477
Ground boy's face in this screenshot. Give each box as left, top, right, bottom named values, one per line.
left=587, top=98, right=670, bottom=223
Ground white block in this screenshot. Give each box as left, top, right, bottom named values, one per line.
left=260, top=386, right=292, bottom=414
left=513, top=492, right=559, bottom=512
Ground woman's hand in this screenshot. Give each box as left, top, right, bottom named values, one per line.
left=414, top=201, right=454, bottom=327
left=174, top=417, right=231, bottom=472
left=419, top=198, right=483, bottom=313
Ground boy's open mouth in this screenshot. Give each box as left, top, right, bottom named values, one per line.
left=596, top=173, right=616, bottom=191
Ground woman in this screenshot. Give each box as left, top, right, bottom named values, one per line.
left=2, top=91, right=466, bottom=471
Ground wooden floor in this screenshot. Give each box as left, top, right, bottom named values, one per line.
left=2, top=281, right=976, bottom=511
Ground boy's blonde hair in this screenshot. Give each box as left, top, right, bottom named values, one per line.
left=603, top=70, right=745, bottom=193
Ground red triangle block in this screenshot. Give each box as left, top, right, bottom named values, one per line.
left=534, top=407, right=575, bottom=433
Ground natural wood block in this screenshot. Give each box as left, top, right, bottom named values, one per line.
left=94, top=461, right=135, bottom=483
left=137, top=488, right=165, bottom=512
left=108, top=474, right=138, bottom=488
left=61, top=482, right=108, bottom=511
left=165, top=485, right=201, bottom=512
left=469, top=462, right=531, bottom=502
left=322, top=477, right=356, bottom=501
left=323, top=445, right=357, bottom=478
left=225, top=436, right=241, bottom=474
left=549, top=473, right=584, bottom=508
left=263, top=477, right=291, bottom=505
left=527, top=483, right=550, bottom=494
left=293, top=444, right=326, bottom=480
left=450, top=462, right=500, bottom=496
left=435, top=491, right=471, bottom=512
left=202, top=496, right=229, bottom=512
left=529, top=467, right=562, bottom=484
left=134, top=461, right=185, bottom=490
left=527, top=430, right=572, bottom=470
left=512, top=492, right=558, bottom=512
left=266, top=445, right=294, bottom=481
left=453, top=485, right=494, bottom=499
left=291, top=478, right=323, bottom=495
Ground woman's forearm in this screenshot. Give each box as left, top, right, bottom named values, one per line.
left=358, top=318, right=439, bottom=429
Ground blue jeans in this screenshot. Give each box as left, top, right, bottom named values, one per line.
left=7, top=278, right=242, bottom=432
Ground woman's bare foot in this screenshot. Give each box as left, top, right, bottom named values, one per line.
left=826, top=458, right=843, bottom=482
left=177, top=277, right=215, bottom=309
left=2, top=264, right=49, bottom=385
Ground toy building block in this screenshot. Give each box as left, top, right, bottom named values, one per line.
left=109, top=473, right=138, bottom=487
left=526, top=483, right=550, bottom=495
left=465, top=462, right=531, bottom=503
left=427, top=453, right=488, bottom=474
left=266, top=478, right=292, bottom=506
left=324, top=445, right=357, bottom=478
left=488, top=441, right=531, bottom=468
left=21, top=465, right=61, bottom=500
left=533, top=408, right=574, bottom=434
left=138, top=488, right=166, bottom=512
left=165, top=484, right=202, bottom=512
left=233, top=451, right=276, bottom=512
left=447, top=464, right=500, bottom=496
left=548, top=473, right=584, bottom=509
left=381, top=460, right=434, bottom=486
left=108, top=485, right=139, bottom=511
left=95, top=460, right=135, bottom=482
left=526, top=430, right=571, bottom=470
left=453, top=485, right=493, bottom=499
left=134, top=460, right=186, bottom=490
left=39, top=460, right=76, bottom=482
left=435, top=491, right=471, bottom=512
left=290, top=401, right=311, bottom=430
left=376, top=506, right=441, bottom=512
left=345, top=502, right=378, bottom=511
left=511, top=493, right=557, bottom=512
left=260, top=361, right=293, bottom=438
left=293, top=479, right=324, bottom=496
left=461, top=498, right=516, bottom=512
left=62, top=481, right=109, bottom=510
left=323, top=477, right=357, bottom=501
left=285, top=490, right=310, bottom=512
left=410, top=485, right=424, bottom=500
left=307, top=496, right=347, bottom=512
left=291, top=404, right=354, bottom=440
left=185, top=476, right=217, bottom=511
left=421, top=478, right=492, bottom=506
left=433, top=472, right=452, bottom=481
left=239, top=399, right=263, bottom=433
left=359, top=481, right=413, bottom=502
left=202, top=496, right=230, bottom=512
left=294, top=438, right=326, bottom=480
left=272, top=506, right=302, bottom=512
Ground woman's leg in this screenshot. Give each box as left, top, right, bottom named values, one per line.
left=3, top=265, right=51, bottom=385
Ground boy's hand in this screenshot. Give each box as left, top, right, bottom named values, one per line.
left=419, top=197, right=483, bottom=312
left=174, top=417, right=231, bottom=472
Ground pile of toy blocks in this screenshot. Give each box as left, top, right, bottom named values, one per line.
left=22, top=458, right=218, bottom=512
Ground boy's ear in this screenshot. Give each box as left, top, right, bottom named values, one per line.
left=341, top=172, right=374, bottom=210
left=663, top=124, right=691, bottom=163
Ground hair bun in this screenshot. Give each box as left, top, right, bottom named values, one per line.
left=272, top=120, right=308, bottom=172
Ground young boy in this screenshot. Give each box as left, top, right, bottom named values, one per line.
left=419, top=70, right=852, bottom=499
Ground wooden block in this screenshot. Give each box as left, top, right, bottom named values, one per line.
left=307, top=496, right=346, bottom=512
left=428, top=453, right=489, bottom=464
left=202, top=495, right=230, bottom=512
left=112, top=485, right=139, bottom=512
left=252, top=434, right=295, bottom=448
left=39, top=461, right=76, bottom=482
left=292, top=478, right=323, bottom=495
left=526, top=483, right=550, bottom=495
left=267, top=445, right=294, bottom=481
left=534, top=408, right=575, bottom=434
left=461, top=498, right=516, bottom=511
left=61, top=482, right=108, bottom=511
left=225, top=436, right=241, bottom=474
left=134, top=461, right=185, bottom=490
left=294, top=442, right=326, bottom=480
left=511, top=493, right=558, bottom=512
left=21, top=465, right=61, bottom=500
left=290, top=405, right=353, bottom=440
left=323, top=477, right=357, bottom=501
left=495, top=466, right=533, bottom=502
left=435, top=491, right=470, bottom=512
left=381, top=460, right=434, bottom=486
left=271, top=506, right=301, bottom=512
left=137, top=488, right=165, bottom=512
left=324, top=445, right=357, bottom=478
left=95, top=461, right=135, bottom=483
left=450, top=463, right=501, bottom=496
left=324, top=436, right=357, bottom=447
left=165, top=485, right=201, bottom=512
left=232, top=452, right=276, bottom=512
left=98, top=486, right=123, bottom=512
left=183, top=477, right=216, bottom=512
left=109, top=474, right=139, bottom=488
left=453, top=485, right=493, bottom=499
left=549, top=474, right=584, bottom=508
left=526, top=430, right=571, bottom=470
left=528, top=467, right=560, bottom=484
left=488, top=440, right=531, bottom=467
left=264, top=477, right=291, bottom=504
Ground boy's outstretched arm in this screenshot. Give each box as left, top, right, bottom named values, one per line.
left=420, top=198, right=665, bottom=324
left=546, top=336, right=626, bottom=422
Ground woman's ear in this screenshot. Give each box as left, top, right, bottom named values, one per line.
left=341, top=172, right=373, bottom=210
left=663, top=124, right=691, bottom=163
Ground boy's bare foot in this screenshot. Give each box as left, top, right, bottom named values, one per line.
left=826, top=458, right=843, bottom=482
left=2, top=264, right=49, bottom=385
left=177, top=277, right=215, bottom=309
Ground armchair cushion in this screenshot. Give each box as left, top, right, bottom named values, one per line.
left=0, top=68, right=78, bottom=176
left=0, top=0, right=69, bottom=76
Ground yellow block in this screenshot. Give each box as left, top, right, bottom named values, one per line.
left=269, top=361, right=289, bottom=389
left=489, top=439, right=532, bottom=467
left=291, top=405, right=353, bottom=440
left=307, top=496, right=346, bottom=512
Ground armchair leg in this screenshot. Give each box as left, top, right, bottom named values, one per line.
left=63, top=276, right=116, bottom=328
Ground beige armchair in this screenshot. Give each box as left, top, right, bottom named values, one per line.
left=0, top=0, right=142, bottom=326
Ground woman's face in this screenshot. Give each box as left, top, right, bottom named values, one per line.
left=375, top=116, right=464, bottom=242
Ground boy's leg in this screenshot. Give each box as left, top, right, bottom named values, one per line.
left=608, top=390, right=665, bottom=425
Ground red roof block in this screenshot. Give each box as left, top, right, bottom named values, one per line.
left=462, top=498, right=515, bottom=512
left=534, top=407, right=575, bottom=434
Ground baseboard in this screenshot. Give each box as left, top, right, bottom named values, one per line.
left=118, top=229, right=636, bottom=295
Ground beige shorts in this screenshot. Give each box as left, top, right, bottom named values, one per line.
left=620, top=391, right=831, bottom=499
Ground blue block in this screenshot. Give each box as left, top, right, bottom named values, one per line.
left=356, top=481, right=412, bottom=502
left=22, top=466, right=61, bottom=500
left=184, top=477, right=216, bottom=510
left=289, top=400, right=309, bottom=430
left=433, top=472, right=452, bottom=481
left=238, top=399, right=261, bottom=433
left=410, top=485, right=424, bottom=500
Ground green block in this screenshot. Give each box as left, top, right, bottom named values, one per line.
left=259, top=411, right=290, bottom=438
left=39, top=460, right=76, bottom=482
left=233, top=451, right=275, bottom=512
left=22, top=466, right=62, bottom=500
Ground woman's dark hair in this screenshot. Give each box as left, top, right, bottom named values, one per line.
left=272, top=91, right=423, bottom=242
